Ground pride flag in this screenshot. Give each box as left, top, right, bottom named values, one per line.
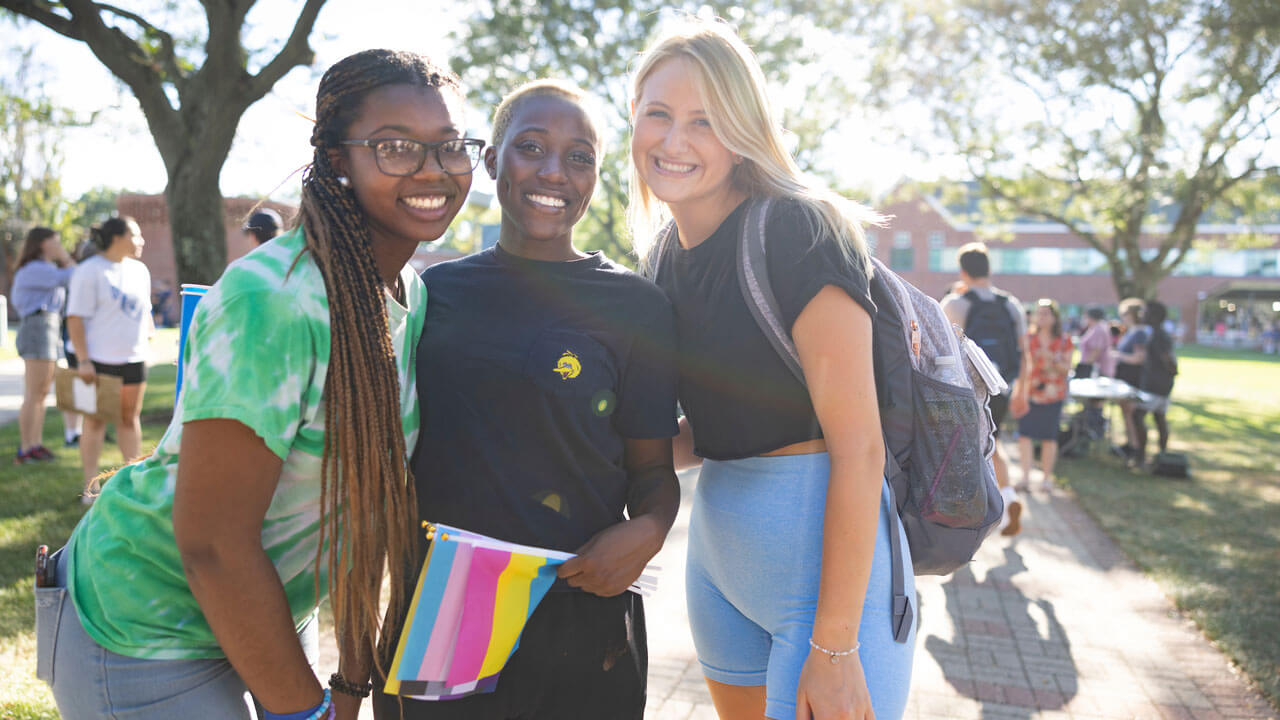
left=384, top=523, right=658, bottom=700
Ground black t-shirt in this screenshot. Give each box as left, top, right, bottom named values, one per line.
left=412, top=245, right=678, bottom=559
left=651, top=197, right=875, bottom=460
left=1140, top=328, right=1176, bottom=396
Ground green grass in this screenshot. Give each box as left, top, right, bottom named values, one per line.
left=0, top=365, right=176, bottom=719
left=1, top=343, right=1277, bottom=716
left=1056, top=344, right=1280, bottom=708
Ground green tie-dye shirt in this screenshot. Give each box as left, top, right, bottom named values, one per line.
left=67, top=228, right=425, bottom=660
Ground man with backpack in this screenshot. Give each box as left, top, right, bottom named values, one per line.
left=941, top=243, right=1029, bottom=536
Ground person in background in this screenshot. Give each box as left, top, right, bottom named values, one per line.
left=243, top=208, right=284, bottom=246
left=1132, top=300, right=1177, bottom=469
left=1012, top=299, right=1073, bottom=488
left=1075, top=306, right=1114, bottom=379
left=1113, top=298, right=1148, bottom=459
left=10, top=226, right=76, bottom=463
left=152, top=279, right=175, bottom=328
left=941, top=242, right=1029, bottom=536
left=65, top=216, right=153, bottom=503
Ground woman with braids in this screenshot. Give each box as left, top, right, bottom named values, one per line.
left=36, top=50, right=478, bottom=720
left=629, top=20, right=915, bottom=720
left=375, top=80, right=679, bottom=720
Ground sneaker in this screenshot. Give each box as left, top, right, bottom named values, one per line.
left=64, top=434, right=81, bottom=448
left=29, top=445, right=55, bottom=461
left=1001, top=500, right=1023, bottom=536
left=14, top=449, right=30, bottom=465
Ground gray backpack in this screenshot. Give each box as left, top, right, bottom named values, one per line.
left=648, top=197, right=1007, bottom=643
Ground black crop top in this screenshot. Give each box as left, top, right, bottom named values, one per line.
left=651, top=197, right=876, bottom=460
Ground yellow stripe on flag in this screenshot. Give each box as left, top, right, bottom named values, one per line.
left=477, top=553, right=546, bottom=678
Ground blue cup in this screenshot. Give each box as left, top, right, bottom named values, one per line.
left=175, top=284, right=211, bottom=406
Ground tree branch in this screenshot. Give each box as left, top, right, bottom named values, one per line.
left=249, top=0, right=325, bottom=97
left=0, top=0, right=81, bottom=39
left=95, top=2, right=184, bottom=86
left=970, top=163, right=1107, bottom=257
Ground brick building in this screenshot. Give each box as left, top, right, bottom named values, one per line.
left=871, top=183, right=1280, bottom=344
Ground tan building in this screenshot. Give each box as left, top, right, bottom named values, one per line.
left=872, top=183, right=1280, bottom=345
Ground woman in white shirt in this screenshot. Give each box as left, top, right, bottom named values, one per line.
left=66, top=215, right=153, bottom=502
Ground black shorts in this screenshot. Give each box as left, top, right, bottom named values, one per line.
left=988, top=393, right=1010, bottom=438
left=373, top=591, right=646, bottom=720
left=66, top=352, right=147, bottom=385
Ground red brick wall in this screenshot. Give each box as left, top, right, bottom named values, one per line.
left=872, top=189, right=1280, bottom=340
left=117, top=193, right=298, bottom=292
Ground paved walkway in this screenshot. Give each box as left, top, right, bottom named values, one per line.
left=3, top=344, right=1268, bottom=718
left=638, top=466, right=1277, bottom=720
left=313, top=460, right=1275, bottom=720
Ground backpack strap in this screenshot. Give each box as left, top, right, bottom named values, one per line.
left=639, top=219, right=677, bottom=281
left=736, top=195, right=912, bottom=644
left=736, top=196, right=806, bottom=384
left=881, top=461, right=915, bottom=644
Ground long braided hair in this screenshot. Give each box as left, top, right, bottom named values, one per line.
left=299, top=49, right=460, bottom=678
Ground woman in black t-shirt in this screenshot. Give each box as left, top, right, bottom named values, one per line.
left=377, top=80, right=680, bottom=720
left=1133, top=300, right=1177, bottom=468
left=629, top=21, right=915, bottom=720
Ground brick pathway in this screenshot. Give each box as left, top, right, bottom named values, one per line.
left=318, top=464, right=1276, bottom=719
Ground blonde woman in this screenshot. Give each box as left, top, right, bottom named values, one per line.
left=630, top=19, right=915, bottom=720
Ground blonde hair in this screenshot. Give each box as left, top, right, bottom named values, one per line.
left=491, top=78, right=602, bottom=149
left=627, top=19, right=881, bottom=273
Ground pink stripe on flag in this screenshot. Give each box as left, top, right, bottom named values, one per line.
left=445, top=547, right=511, bottom=687
left=415, top=542, right=474, bottom=682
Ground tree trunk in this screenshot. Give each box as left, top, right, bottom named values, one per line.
left=165, top=163, right=227, bottom=286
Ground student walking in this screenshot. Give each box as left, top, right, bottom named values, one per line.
left=65, top=216, right=153, bottom=501
left=375, top=79, right=680, bottom=720
left=940, top=243, right=1029, bottom=534
left=631, top=20, right=914, bottom=720
left=35, top=49, right=474, bottom=720
left=1013, top=300, right=1073, bottom=488
left=10, top=226, right=76, bottom=463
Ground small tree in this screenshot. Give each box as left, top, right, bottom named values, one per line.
left=2, top=0, right=328, bottom=284
left=869, top=0, right=1280, bottom=299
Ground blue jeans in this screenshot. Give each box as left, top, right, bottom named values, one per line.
left=36, top=547, right=319, bottom=719
left=685, top=453, right=916, bottom=720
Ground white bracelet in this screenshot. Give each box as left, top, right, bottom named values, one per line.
left=808, top=637, right=860, bottom=663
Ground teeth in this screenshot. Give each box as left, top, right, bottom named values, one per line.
left=402, top=195, right=446, bottom=210
left=527, top=193, right=566, bottom=208
left=656, top=158, right=695, bottom=173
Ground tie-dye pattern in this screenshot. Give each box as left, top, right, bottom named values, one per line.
left=66, top=228, right=425, bottom=660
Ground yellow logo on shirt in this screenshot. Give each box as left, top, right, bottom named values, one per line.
left=554, top=350, right=581, bottom=380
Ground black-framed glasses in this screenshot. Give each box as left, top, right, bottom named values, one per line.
left=339, top=137, right=485, bottom=176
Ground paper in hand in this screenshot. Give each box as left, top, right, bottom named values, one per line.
left=72, top=378, right=97, bottom=414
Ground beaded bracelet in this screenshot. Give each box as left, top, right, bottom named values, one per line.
left=329, top=671, right=373, bottom=699
left=808, top=637, right=860, bottom=664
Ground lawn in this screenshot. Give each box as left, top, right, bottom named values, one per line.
left=0, top=362, right=177, bottom=719
left=1055, top=344, right=1280, bottom=708
left=0, top=344, right=1276, bottom=717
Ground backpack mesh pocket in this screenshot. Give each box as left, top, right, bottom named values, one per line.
left=910, top=371, right=989, bottom=529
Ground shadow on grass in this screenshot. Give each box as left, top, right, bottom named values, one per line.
left=1057, top=442, right=1280, bottom=707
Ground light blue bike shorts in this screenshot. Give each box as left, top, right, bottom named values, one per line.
left=686, top=452, right=916, bottom=720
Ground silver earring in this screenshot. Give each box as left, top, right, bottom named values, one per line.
left=338, top=176, right=350, bottom=187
